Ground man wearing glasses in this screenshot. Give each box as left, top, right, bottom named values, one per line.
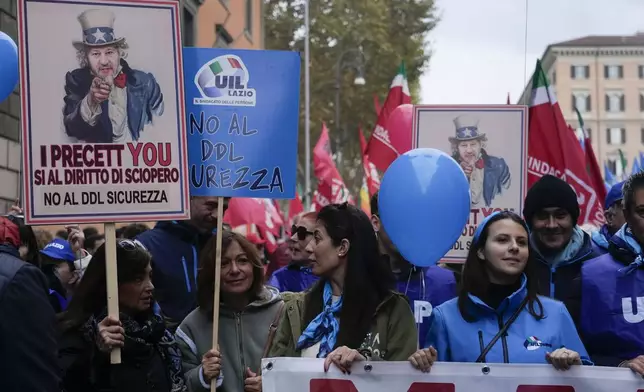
left=267, top=212, right=319, bottom=292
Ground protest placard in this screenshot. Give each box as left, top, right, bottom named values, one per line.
left=183, top=48, right=301, bottom=199
left=18, top=0, right=189, bottom=225
left=412, top=105, right=528, bottom=262
left=262, top=358, right=644, bottom=392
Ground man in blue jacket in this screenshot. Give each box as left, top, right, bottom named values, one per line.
left=137, top=196, right=229, bottom=331
left=580, top=172, right=644, bottom=373
left=523, top=175, right=600, bottom=329
left=590, top=181, right=626, bottom=254
left=0, top=217, right=60, bottom=391
left=370, top=192, right=457, bottom=348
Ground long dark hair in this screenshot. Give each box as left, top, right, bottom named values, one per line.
left=58, top=240, right=152, bottom=331
left=303, top=203, right=395, bottom=350
left=458, top=211, right=543, bottom=322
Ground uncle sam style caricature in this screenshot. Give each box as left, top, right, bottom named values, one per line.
left=62, top=9, right=164, bottom=143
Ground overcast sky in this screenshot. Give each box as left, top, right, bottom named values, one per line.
left=420, top=0, right=644, bottom=104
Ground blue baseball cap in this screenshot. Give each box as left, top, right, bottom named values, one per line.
left=40, top=238, right=76, bottom=262
left=605, top=181, right=625, bottom=210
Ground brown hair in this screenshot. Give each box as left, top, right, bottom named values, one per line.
left=197, top=230, right=265, bottom=312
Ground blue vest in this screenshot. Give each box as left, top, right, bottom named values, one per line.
left=581, top=254, right=644, bottom=362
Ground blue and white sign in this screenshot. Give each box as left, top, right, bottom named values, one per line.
left=183, top=48, right=300, bottom=198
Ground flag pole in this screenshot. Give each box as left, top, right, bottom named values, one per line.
left=304, top=0, right=311, bottom=210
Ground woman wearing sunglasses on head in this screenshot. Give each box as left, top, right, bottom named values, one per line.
left=268, top=203, right=418, bottom=373
left=409, top=211, right=591, bottom=372
left=267, top=212, right=319, bottom=292
left=58, top=239, right=188, bottom=392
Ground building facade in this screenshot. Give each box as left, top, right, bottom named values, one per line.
left=519, top=33, right=644, bottom=179
left=0, top=0, right=264, bottom=217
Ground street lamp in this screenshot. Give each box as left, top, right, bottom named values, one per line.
left=334, top=47, right=366, bottom=166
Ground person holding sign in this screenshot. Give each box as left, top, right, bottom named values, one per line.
left=58, top=240, right=188, bottom=392
left=268, top=203, right=418, bottom=373
left=409, top=211, right=590, bottom=372
left=175, top=231, right=283, bottom=392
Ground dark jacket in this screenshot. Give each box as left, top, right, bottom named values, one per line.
left=59, top=328, right=172, bottom=392
left=0, top=243, right=60, bottom=391
left=580, top=226, right=644, bottom=367
left=136, top=221, right=212, bottom=330
left=533, top=227, right=599, bottom=330
left=63, top=59, right=163, bottom=143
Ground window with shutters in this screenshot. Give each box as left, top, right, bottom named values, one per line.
left=607, top=156, right=624, bottom=178
left=639, top=65, right=644, bottom=79
left=606, top=127, right=626, bottom=145
left=551, top=71, right=556, bottom=85
left=572, top=91, right=591, bottom=112
left=604, top=65, right=624, bottom=79
left=571, top=65, right=589, bottom=80
left=641, top=128, right=644, bottom=144
left=640, top=91, right=644, bottom=112
left=586, top=128, right=592, bottom=142
left=214, top=25, right=233, bottom=48
left=605, top=90, right=625, bottom=112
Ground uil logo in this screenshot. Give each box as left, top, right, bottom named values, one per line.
left=194, top=54, right=257, bottom=107
left=622, top=297, right=644, bottom=324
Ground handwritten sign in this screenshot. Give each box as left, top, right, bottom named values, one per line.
left=18, top=0, right=189, bottom=224
left=183, top=48, right=300, bottom=198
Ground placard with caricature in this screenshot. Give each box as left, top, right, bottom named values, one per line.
left=413, top=105, right=528, bottom=262
left=17, top=0, right=189, bottom=224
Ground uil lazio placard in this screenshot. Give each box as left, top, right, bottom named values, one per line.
left=183, top=48, right=301, bottom=199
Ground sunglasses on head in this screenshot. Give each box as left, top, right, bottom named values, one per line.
left=291, top=225, right=314, bottom=241
left=118, top=239, right=147, bottom=251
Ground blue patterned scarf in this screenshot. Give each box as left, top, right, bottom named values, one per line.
left=296, top=281, right=343, bottom=358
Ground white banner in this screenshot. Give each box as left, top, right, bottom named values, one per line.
left=262, top=358, right=644, bottom=392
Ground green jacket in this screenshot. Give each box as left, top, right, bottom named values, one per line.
left=267, top=287, right=418, bottom=361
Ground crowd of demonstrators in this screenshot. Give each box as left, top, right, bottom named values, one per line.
left=136, top=196, right=229, bottom=332
left=267, top=212, right=319, bottom=292
left=176, top=231, right=281, bottom=392
left=410, top=211, right=589, bottom=371
left=6, top=172, right=644, bottom=392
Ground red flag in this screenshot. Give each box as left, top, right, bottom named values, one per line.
left=527, top=60, right=604, bottom=226
left=223, top=198, right=283, bottom=252
left=366, top=62, right=412, bottom=172
left=312, top=124, right=351, bottom=211
left=287, top=191, right=304, bottom=225
left=358, top=126, right=380, bottom=195
left=571, top=125, right=607, bottom=204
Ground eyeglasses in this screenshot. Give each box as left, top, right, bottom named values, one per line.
left=291, top=225, right=314, bottom=241
left=118, top=239, right=147, bottom=251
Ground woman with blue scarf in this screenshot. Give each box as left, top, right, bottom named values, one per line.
left=579, top=173, right=644, bottom=373
left=409, top=211, right=590, bottom=372
left=268, top=203, right=418, bottom=373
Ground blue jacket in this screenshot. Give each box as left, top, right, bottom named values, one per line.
left=590, top=225, right=612, bottom=255
left=136, top=221, right=212, bottom=329
left=397, top=266, right=457, bottom=348
left=63, top=59, right=164, bottom=143
left=581, top=225, right=644, bottom=366
left=426, top=275, right=591, bottom=365
left=532, top=227, right=599, bottom=329
left=267, top=264, right=319, bottom=293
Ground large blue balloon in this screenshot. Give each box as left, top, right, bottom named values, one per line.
left=379, top=148, right=471, bottom=267
left=0, top=31, right=19, bottom=103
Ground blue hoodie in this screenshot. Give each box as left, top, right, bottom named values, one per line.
left=397, top=265, right=457, bottom=348
left=581, top=225, right=644, bottom=367
left=426, top=275, right=591, bottom=365
left=136, top=221, right=212, bottom=328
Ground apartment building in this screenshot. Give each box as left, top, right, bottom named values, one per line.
left=519, top=32, right=644, bottom=178
left=0, top=0, right=264, bottom=217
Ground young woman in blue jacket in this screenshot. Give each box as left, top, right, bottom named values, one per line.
left=409, top=211, right=591, bottom=371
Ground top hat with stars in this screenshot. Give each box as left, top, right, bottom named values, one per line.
left=448, top=114, right=487, bottom=143
left=72, top=9, right=125, bottom=50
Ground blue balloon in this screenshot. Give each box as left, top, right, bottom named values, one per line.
left=379, top=148, right=471, bottom=267
left=0, top=31, right=19, bottom=103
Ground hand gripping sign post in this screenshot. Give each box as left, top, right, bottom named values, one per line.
left=183, top=48, right=301, bottom=390
left=17, top=0, right=189, bottom=363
